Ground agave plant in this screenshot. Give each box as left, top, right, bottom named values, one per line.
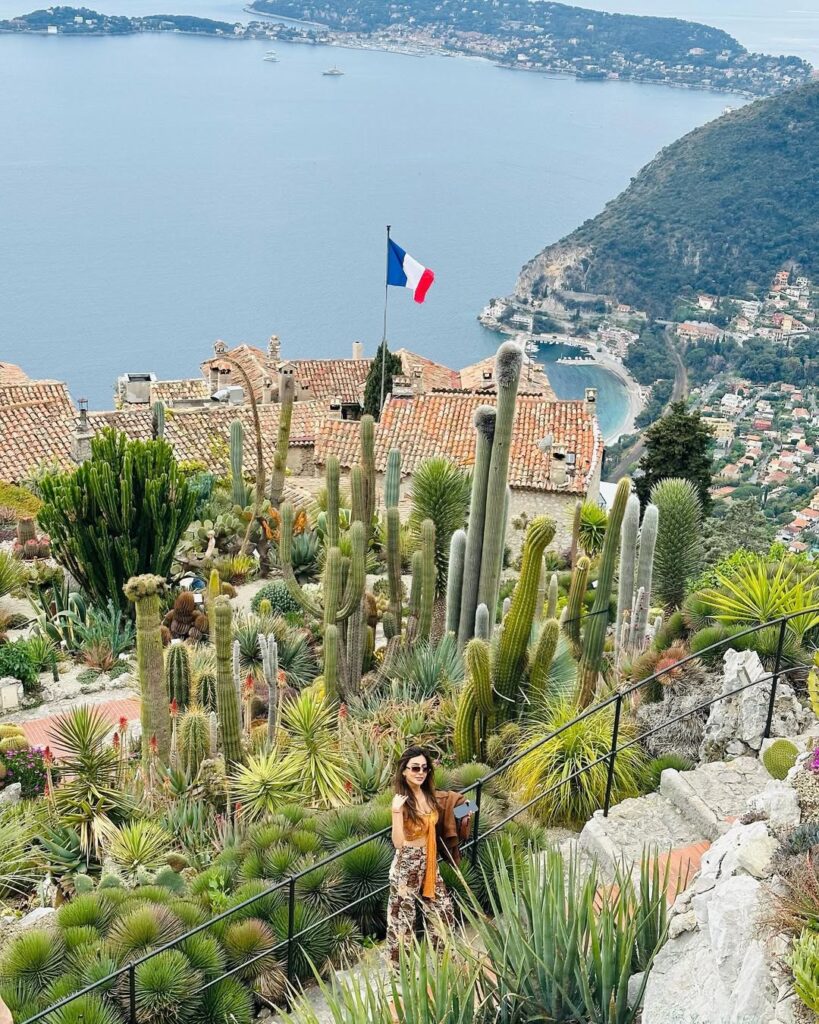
left=231, top=749, right=305, bottom=820
left=0, top=929, right=66, bottom=988
left=49, top=992, right=124, bottom=1024
left=578, top=501, right=608, bottom=559
left=0, top=805, right=39, bottom=898
left=266, top=902, right=336, bottom=982
left=0, top=549, right=27, bottom=599
left=106, top=904, right=183, bottom=963
left=222, top=918, right=278, bottom=981
left=108, top=820, right=175, bottom=880
left=383, top=634, right=464, bottom=701
left=133, top=949, right=201, bottom=1024
left=336, top=839, right=393, bottom=937
left=233, top=612, right=318, bottom=689
left=57, top=892, right=114, bottom=932
left=282, top=691, right=351, bottom=808
left=191, top=977, right=254, bottom=1024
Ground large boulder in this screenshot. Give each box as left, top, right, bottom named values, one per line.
left=699, top=649, right=809, bottom=763
left=643, top=820, right=782, bottom=1024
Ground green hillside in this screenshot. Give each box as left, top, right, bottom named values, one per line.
left=517, top=82, right=819, bottom=314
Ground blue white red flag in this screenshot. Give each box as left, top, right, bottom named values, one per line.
left=386, top=238, right=435, bottom=304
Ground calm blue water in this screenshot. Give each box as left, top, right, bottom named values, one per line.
left=0, top=7, right=734, bottom=438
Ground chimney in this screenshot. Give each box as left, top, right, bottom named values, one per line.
left=482, top=368, right=494, bottom=387
left=71, top=398, right=94, bottom=464
left=550, top=445, right=568, bottom=487
left=267, top=334, right=281, bottom=362
left=262, top=377, right=273, bottom=404
left=352, top=340, right=364, bottom=360
left=411, top=365, right=424, bottom=395
left=209, top=365, right=222, bottom=396
left=584, top=387, right=598, bottom=415
left=391, top=374, right=413, bottom=398
left=328, top=396, right=342, bottom=420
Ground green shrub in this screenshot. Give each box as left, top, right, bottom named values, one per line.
left=642, top=754, right=695, bottom=793
left=791, top=928, right=819, bottom=1012
left=0, top=639, right=39, bottom=690
left=250, top=581, right=301, bottom=616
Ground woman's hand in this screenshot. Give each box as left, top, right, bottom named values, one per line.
left=392, top=794, right=408, bottom=813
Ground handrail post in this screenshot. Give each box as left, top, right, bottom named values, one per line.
left=129, top=964, right=137, bottom=1024
left=470, top=781, right=482, bottom=867
left=763, top=618, right=788, bottom=740
left=286, top=877, right=296, bottom=983
left=603, top=692, right=622, bottom=817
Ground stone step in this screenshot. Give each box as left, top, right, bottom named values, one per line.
left=660, top=757, right=769, bottom=840
left=580, top=792, right=700, bottom=878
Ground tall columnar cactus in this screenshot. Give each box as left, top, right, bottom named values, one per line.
left=547, top=573, right=559, bottom=620
left=178, top=707, right=210, bottom=775
left=651, top=478, right=703, bottom=610
left=417, top=519, right=436, bottom=639
left=616, top=495, right=640, bottom=645
left=457, top=405, right=496, bottom=647
left=40, top=429, right=195, bottom=614
left=230, top=419, right=246, bottom=507
left=445, top=529, right=466, bottom=635
left=570, top=499, right=582, bottom=567
left=359, top=415, right=376, bottom=540
left=324, top=455, right=341, bottom=549
left=477, top=343, right=523, bottom=615
left=324, top=624, right=340, bottom=699
left=577, top=476, right=631, bottom=707
left=529, top=618, right=560, bottom=704
left=269, top=371, right=295, bottom=508
left=467, top=638, right=493, bottom=716
left=454, top=677, right=478, bottom=763
left=494, top=517, right=556, bottom=706
left=213, top=595, right=243, bottom=766
left=563, top=556, right=590, bottom=658
left=384, top=448, right=401, bottom=509
left=259, top=634, right=279, bottom=742
left=152, top=401, right=165, bottom=440
left=165, top=642, right=191, bottom=709
left=474, top=603, right=490, bottom=640
left=124, top=574, right=171, bottom=765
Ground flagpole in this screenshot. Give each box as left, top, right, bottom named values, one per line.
left=379, top=224, right=391, bottom=413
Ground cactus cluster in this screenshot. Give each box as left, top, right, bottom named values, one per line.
left=163, top=592, right=209, bottom=643
left=454, top=516, right=561, bottom=761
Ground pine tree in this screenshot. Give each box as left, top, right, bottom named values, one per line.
left=636, top=401, right=714, bottom=510
left=362, top=341, right=403, bottom=420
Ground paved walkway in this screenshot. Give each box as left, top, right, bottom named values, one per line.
left=19, top=697, right=141, bottom=757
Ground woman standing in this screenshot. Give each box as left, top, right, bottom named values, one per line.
left=386, top=746, right=455, bottom=966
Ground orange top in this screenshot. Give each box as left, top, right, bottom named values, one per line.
left=403, top=810, right=438, bottom=898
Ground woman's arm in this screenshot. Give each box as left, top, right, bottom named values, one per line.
left=391, top=794, right=407, bottom=849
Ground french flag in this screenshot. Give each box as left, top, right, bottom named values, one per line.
left=387, top=237, right=435, bottom=304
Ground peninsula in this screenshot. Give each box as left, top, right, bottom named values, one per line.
left=247, top=0, right=812, bottom=96
left=0, top=5, right=272, bottom=39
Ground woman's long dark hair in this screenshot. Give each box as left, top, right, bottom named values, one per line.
left=393, top=746, right=439, bottom=825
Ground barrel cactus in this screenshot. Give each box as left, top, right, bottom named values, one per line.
left=763, top=739, right=799, bottom=781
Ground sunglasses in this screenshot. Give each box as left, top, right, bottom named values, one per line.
left=406, top=764, right=429, bottom=774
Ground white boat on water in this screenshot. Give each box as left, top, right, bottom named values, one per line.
left=322, top=66, right=344, bottom=76
left=263, top=51, right=279, bottom=62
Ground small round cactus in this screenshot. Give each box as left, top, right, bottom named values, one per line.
left=763, top=738, right=799, bottom=781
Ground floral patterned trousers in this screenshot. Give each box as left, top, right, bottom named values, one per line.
left=385, top=845, right=455, bottom=967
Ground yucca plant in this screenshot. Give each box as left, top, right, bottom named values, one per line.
left=231, top=749, right=305, bottom=820
left=0, top=806, right=39, bottom=898
left=508, top=695, right=646, bottom=827
left=578, top=501, right=608, bottom=558
left=316, top=805, right=369, bottom=849
left=266, top=902, right=335, bottom=982
left=178, top=935, right=226, bottom=981
left=343, top=732, right=393, bottom=802
left=108, top=821, right=174, bottom=880
left=295, top=862, right=346, bottom=916
left=50, top=705, right=134, bottom=857
left=106, top=904, right=183, bottom=964
left=383, top=634, right=464, bottom=701
left=132, top=949, right=201, bottom=1024
left=408, top=457, right=471, bottom=592
left=337, top=839, right=393, bottom=937
left=0, top=548, right=26, bottom=598
left=0, top=929, right=66, bottom=988
left=282, top=691, right=351, bottom=808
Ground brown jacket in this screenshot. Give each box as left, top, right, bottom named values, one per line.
left=435, top=789, right=471, bottom=866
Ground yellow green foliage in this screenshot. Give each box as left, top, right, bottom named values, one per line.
left=0, top=481, right=42, bottom=518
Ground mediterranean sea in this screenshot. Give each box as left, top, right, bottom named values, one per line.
left=0, top=0, right=734, bottom=438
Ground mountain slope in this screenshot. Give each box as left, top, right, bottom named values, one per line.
left=513, top=82, right=819, bottom=315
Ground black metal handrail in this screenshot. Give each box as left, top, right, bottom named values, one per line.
left=21, top=605, right=819, bottom=1024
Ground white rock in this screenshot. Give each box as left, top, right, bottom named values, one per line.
left=729, top=940, right=776, bottom=1023
left=627, top=971, right=645, bottom=1008
left=747, top=781, right=801, bottom=831
left=16, top=906, right=56, bottom=931
left=643, top=927, right=733, bottom=1024
left=774, top=994, right=799, bottom=1023
left=735, top=830, right=778, bottom=879
left=0, top=783, right=21, bottom=807
left=708, top=874, right=762, bottom=989
left=669, top=910, right=698, bottom=938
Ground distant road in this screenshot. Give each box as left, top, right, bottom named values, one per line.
left=606, top=330, right=687, bottom=480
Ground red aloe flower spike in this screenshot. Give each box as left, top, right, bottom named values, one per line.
left=170, top=698, right=179, bottom=718
left=112, top=732, right=120, bottom=750
left=244, top=674, right=255, bottom=696
left=339, top=703, right=348, bottom=720
left=149, top=735, right=158, bottom=755
left=43, top=746, right=53, bottom=766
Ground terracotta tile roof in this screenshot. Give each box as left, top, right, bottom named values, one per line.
left=281, top=358, right=372, bottom=405
left=88, top=399, right=332, bottom=473
left=0, top=362, right=30, bottom=386
left=394, top=349, right=461, bottom=391
left=0, top=381, right=77, bottom=481
left=150, top=378, right=211, bottom=404
left=315, top=392, right=602, bottom=494
left=458, top=355, right=556, bottom=399
left=200, top=344, right=270, bottom=401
